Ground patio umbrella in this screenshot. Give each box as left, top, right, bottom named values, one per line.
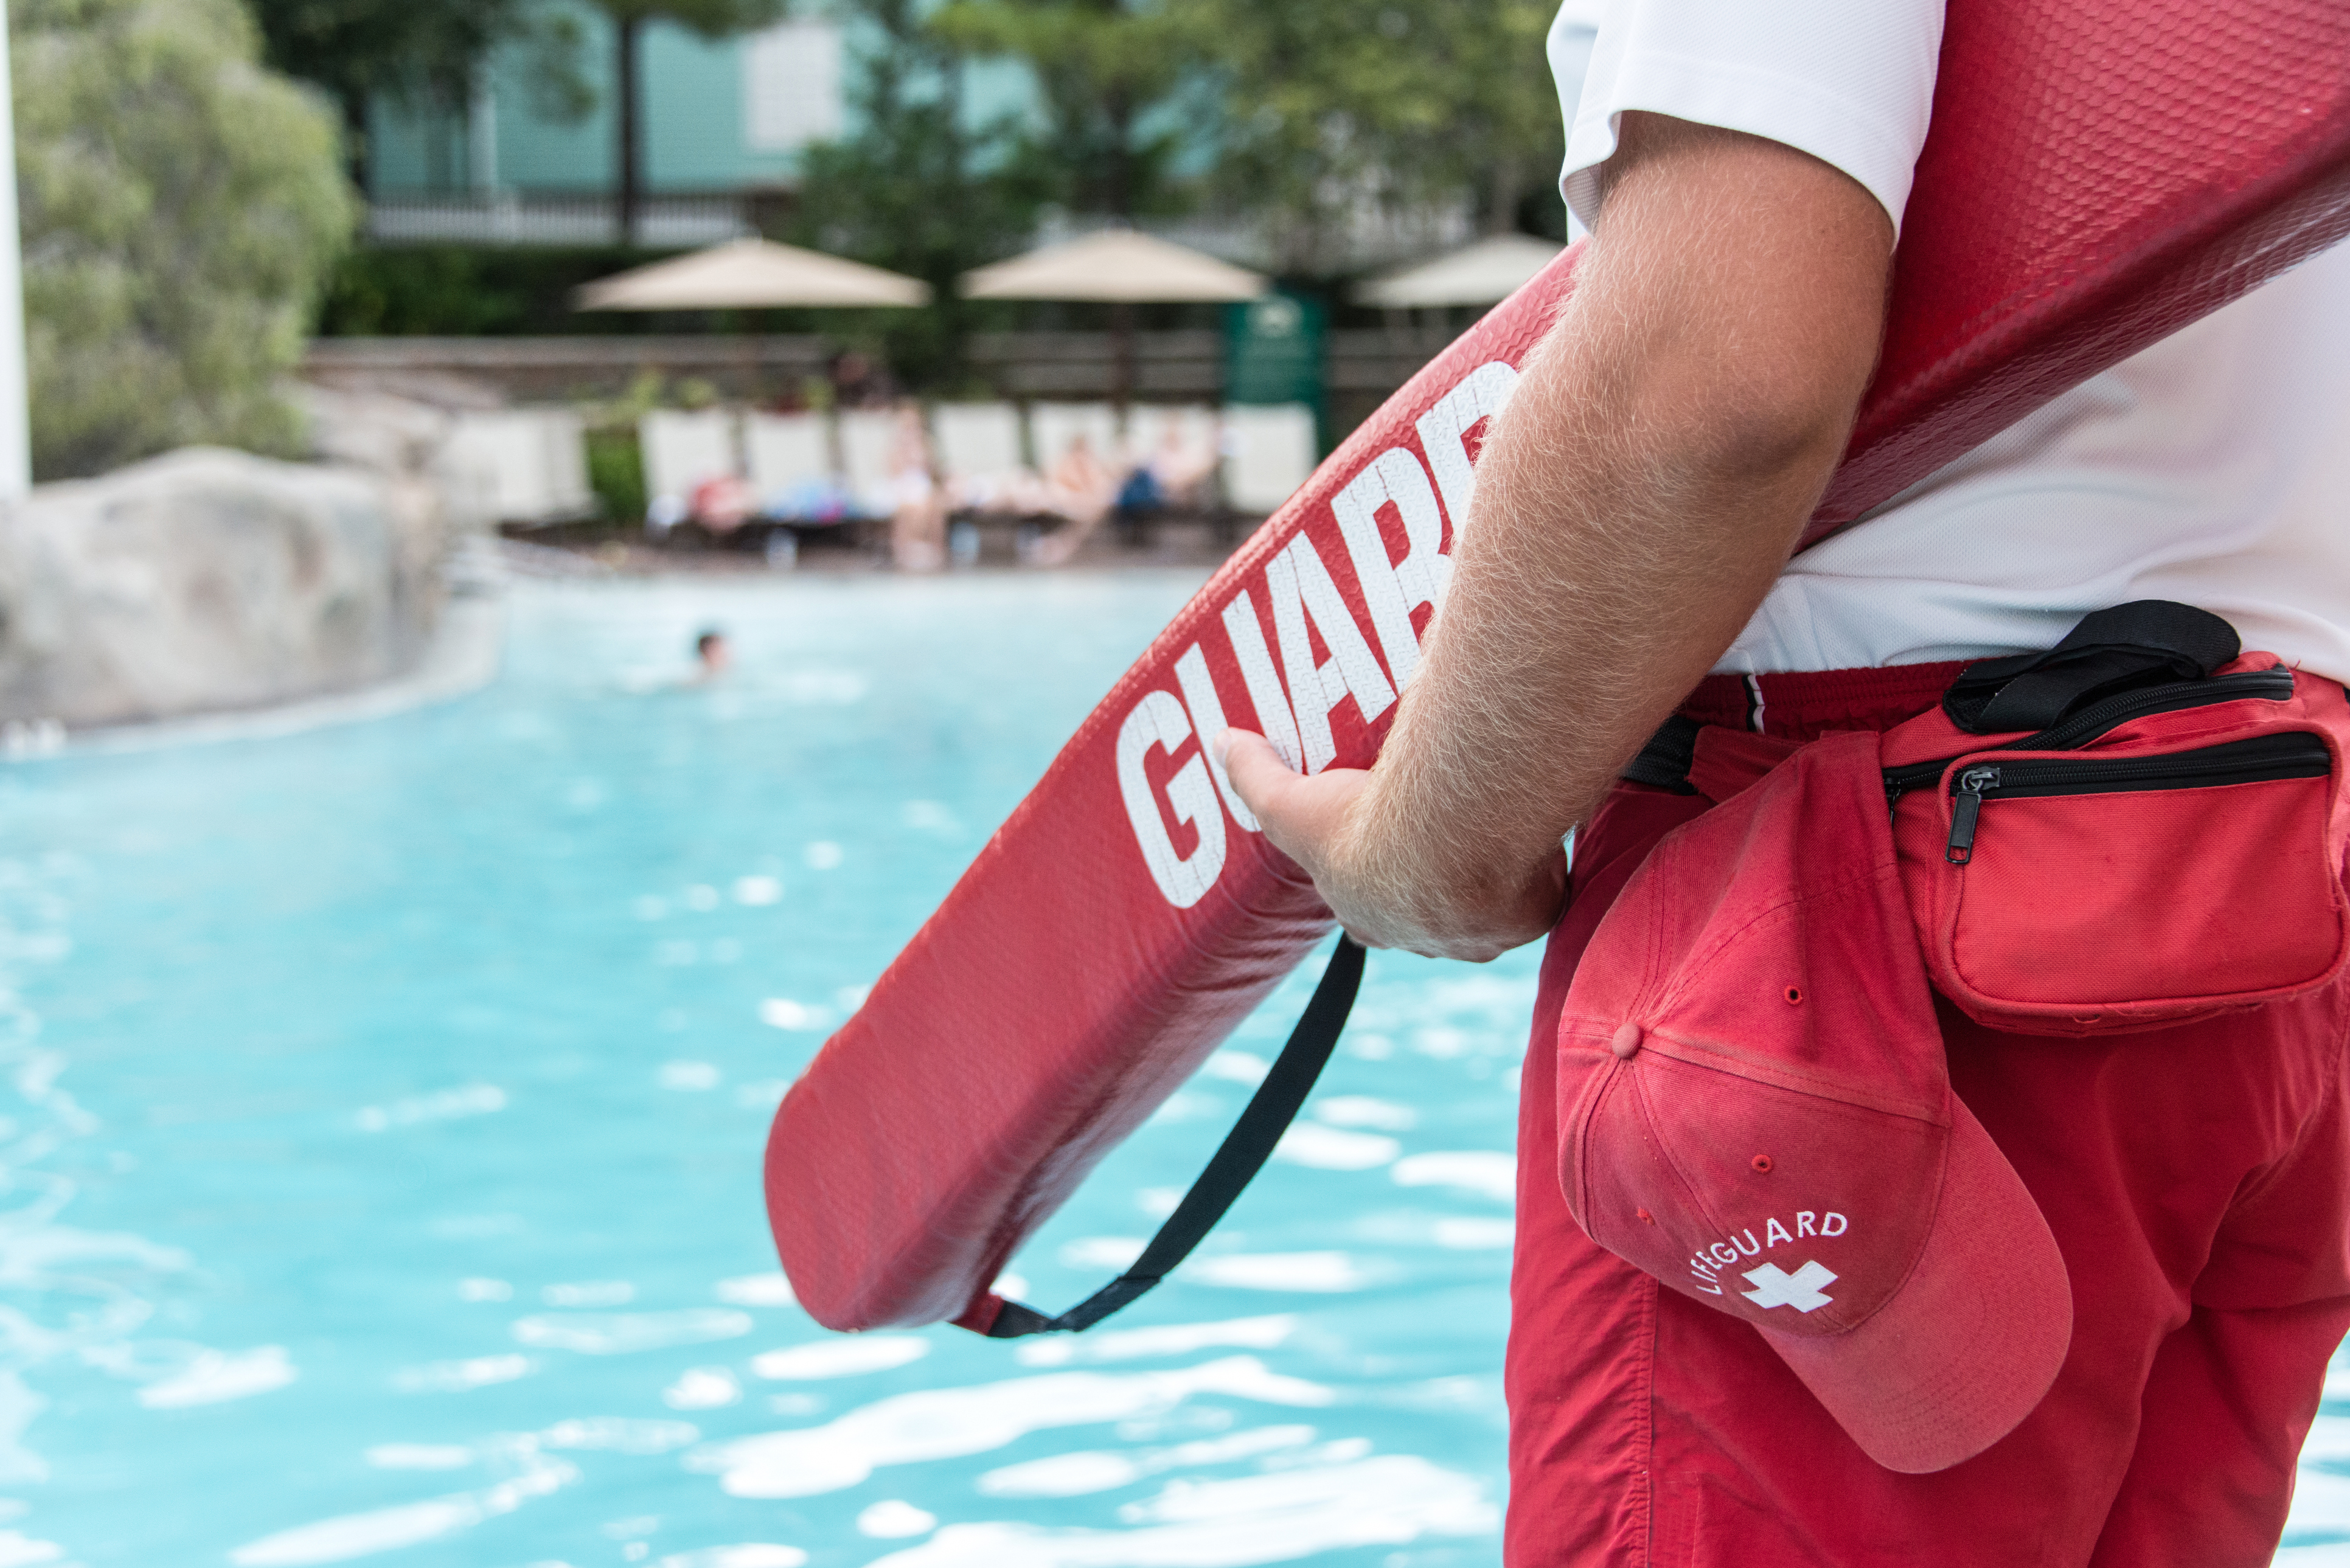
left=574, top=237, right=931, bottom=311
left=961, top=229, right=1267, bottom=304
left=961, top=229, right=1270, bottom=406
left=1355, top=233, right=1564, bottom=310
left=576, top=238, right=930, bottom=407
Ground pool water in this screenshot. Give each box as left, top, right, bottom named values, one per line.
left=4, top=574, right=2348, bottom=1568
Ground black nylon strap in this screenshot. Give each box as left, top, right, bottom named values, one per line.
left=1948, top=601, right=2240, bottom=733
left=986, top=935, right=1367, bottom=1338
left=1619, top=714, right=1703, bottom=795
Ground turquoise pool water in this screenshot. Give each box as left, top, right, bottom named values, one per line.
left=4, top=574, right=2348, bottom=1567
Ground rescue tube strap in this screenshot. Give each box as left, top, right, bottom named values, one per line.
left=1620, top=715, right=1703, bottom=796
left=985, top=935, right=1368, bottom=1337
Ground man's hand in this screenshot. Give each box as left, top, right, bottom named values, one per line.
left=1222, top=113, right=1895, bottom=960
left=1219, top=730, right=1566, bottom=957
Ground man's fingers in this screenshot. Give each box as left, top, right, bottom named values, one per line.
left=1217, top=727, right=1325, bottom=867
left=1216, top=727, right=1375, bottom=885
left=1212, top=729, right=1407, bottom=949
left=1214, top=728, right=1295, bottom=823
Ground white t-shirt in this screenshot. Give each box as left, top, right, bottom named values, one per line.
left=1549, top=0, right=2350, bottom=682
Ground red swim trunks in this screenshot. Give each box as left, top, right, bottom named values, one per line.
left=1506, top=663, right=2350, bottom=1566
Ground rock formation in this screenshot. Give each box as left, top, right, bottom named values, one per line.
left=0, top=447, right=445, bottom=729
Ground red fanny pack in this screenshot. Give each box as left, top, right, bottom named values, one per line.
left=1877, top=603, right=2350, bottom=1036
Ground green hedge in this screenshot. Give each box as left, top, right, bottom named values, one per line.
left=319, top=245, right=697, bottom=337
left=584, top=426, right=645, bottom=521
left=317, top=241, right=1256, bottom=344
left=318, top=241, right=1007, bottom=341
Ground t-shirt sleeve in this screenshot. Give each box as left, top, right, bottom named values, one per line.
left=1551, top=0, right=1945, bottom=241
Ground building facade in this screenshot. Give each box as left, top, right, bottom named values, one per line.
left=363, top=4, right=852, bottom=246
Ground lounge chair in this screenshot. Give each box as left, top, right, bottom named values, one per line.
left=1116, top=404, right=1226, bottom=543
left=1029, top=402, right=1121, bottom=477
left=742, top=411, right=852, bottom=566
left=934, top=403, right=1029, bottom=502
left=745, top=412, right=833, bottom=511
left=929, top=403, right=1044, bottom=564
left=1123, top=404, right=1220, bottom=476
left=445, top=408, right=595, bottom=527
left=836, top=409, right=905, bottom=521
left=639, top=409, right=740, bottom=533
left=836, top=405, right=952, bottom=571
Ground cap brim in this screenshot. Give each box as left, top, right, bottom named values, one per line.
left=1759, top=1103, right=2072, bottom=1473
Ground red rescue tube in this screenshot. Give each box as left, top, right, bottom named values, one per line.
left=768, top=0, right=2350, bottom=1334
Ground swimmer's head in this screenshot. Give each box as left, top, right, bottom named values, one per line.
left=696, top=630, right=731, bottom=673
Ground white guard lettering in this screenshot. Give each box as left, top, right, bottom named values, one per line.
left=1821, top=1212, right=1848, bottom=1237
left=1413, top=361, right=1520, bottom=543
left=1172, top=643, right=1259, bottom=832
left=1332, top=446, right=1451, bottom=690
left=1218, top=589, right=1304, bottom=772
left=1264, top=536, right=1396, bottom=774
left=1116, top=689, right=1228, bottom=907
left=1118, top=361, right=1522, bottom=895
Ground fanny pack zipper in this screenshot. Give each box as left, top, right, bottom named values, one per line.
left=1943, top=732, right=2330, bottom=865
left=1884, top=665, right=2296, bottom=811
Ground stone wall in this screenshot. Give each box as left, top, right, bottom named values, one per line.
left=0, top=448, right=445, bottom=730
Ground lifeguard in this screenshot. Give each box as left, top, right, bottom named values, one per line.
left=1222, top=1, right=2350, bottom=1559
left=767, top=0, right=2350, bottom=1558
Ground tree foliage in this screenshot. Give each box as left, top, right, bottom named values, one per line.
left=251, top=0, right=539, bottom=111
left=15, top=0, right=356, bottom=479
left=784, top=0, right=1052, bottom=389
left=931, top=0, right=1198, bottom=220
left=894, top=0, right=1564, bottom=271
left=1191, top=0, right=1564, bottom=268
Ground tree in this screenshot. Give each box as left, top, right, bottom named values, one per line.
left=14, top=0, right=356, bottom=478
left=785, top=0, right=1051, bottom=389
left=1192, top=0, right=1563, bottom=270
left=588, top=0, right=785, bottom=245
left=931, top=0, right=1198, bottom=221
left=247, top=0, right=586, bottom=186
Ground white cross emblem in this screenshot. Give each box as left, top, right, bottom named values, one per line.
left=1741, top=1260, right=1837, bottom=1313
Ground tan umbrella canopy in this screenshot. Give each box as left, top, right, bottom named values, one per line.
left=576, top=237, right=931, bottom=311
left=961, top=229, right=1268, bottom=304
left=962, top=231, right=1268, bottom=406
left=1356, top=234, right=1564, bottom=310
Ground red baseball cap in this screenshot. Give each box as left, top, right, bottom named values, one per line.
left=1556, top=730, right=2071, bottom=1474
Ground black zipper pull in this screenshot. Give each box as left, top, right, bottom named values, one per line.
left=1945, top=765, right=2000, bottom=865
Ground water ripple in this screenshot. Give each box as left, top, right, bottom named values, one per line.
left=866, top=1454, right=1495, bottom=1567
left=228, top=1438, right=578, bottom=1567
left=510, top=1310, right=751, bottom=1355
left=687, top=1357, right=1333, bottom=1499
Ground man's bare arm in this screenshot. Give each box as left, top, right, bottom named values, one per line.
left=1221, top=113, right=1894, bottom=960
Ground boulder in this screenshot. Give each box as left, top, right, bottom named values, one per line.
left=0, top=447, right=443, bottom=728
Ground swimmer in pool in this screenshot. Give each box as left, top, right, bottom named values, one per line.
left=693, top=630, right=731, bottom=682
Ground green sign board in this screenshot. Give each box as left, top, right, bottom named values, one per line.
left=1225, top=292, right=1326, bottom=411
